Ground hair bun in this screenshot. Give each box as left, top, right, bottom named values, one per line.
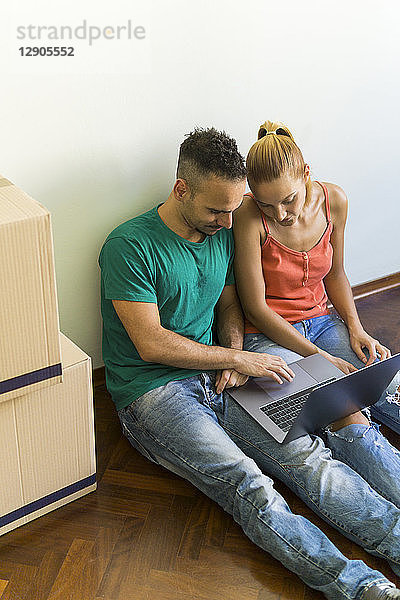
left=275, top=127, right=288, bottom=136
left=257, top=121, right=295, bottom=142
left=258, top=121, right=271, bottom=139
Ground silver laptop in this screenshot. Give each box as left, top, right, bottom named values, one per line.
left=227, top=353, right=400, bottom=443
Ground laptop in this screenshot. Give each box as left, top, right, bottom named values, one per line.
left=227, top=353, right=400, bottom=443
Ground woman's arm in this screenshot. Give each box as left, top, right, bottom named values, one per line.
left=323, top=183, right=390, bottom=365
left=214, top=283, right=249, bottom=393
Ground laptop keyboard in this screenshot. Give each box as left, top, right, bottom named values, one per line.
left=259, top=379, right=336, bottom=432
left=260, top=394, right=309, bottom=431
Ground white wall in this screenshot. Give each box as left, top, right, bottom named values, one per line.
left=1, top=0, right=399, bottom=367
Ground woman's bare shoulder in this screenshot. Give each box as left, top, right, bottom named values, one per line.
left=235, top=194, right=262, bottom=224
left=321, top=182, right=348, bottom=222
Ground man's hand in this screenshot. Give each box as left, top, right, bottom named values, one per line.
left=234, top=351, right=295, bottom=383
left=215, top=369, right=249, bottom=394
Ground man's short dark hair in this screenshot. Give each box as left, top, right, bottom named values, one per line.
left=176, top=127, right=247, bottom=195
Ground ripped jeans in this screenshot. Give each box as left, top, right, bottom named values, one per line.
left=243, top=313, right=400, bottom=433
left=118, top=372, right=400, bottom=600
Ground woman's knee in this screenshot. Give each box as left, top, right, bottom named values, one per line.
left=328, top=411, right=370, bottom=432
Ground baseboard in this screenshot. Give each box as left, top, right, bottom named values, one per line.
left=92, top=271, right=400, bottom=389
left=352, top=271, right=400, bottom=300
left=93, top=366, right=105, bottom=389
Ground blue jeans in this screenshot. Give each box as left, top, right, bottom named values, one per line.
left=244, top=314, right=400, bottom=433
left=118, top=372, right=400, bottom=600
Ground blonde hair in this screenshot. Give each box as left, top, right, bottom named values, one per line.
left=247, top=120, right=312, bottom=201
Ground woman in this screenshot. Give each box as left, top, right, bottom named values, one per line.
left=234, top=120, right=400, bottom=433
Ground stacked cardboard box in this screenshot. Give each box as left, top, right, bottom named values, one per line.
left=0, top=175, right=96, bottom=536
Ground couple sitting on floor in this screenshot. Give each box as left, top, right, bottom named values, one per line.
left=99, top=123, right=400, bottom=600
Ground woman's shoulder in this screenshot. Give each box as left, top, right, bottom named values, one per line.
left=235, top=193, right=262, bottom=223
left=317, top=181, right=348, bottom=222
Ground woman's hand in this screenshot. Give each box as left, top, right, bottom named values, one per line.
left=348, top=327, right=391, bottom=366
left=318, top=349, right=357, bottom=374
left=215, top=369, right=249, bottom=395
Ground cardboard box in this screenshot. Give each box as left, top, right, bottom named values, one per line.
left=0, top=175, right=62, bottom=402
left=0, top=333, right=96, bottom=536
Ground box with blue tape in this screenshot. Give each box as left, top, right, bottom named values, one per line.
left=0, top=333, right=96, bottom=536
left=0, top=175, right=62, bottom=401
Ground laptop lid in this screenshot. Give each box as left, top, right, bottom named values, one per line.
left=286, top=352, right=400, bottom=442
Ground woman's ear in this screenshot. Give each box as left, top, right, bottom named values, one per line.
left=304, top=164, right=310, bottom=182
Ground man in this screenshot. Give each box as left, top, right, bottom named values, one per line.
left=99, top=127, right=400, bottom=600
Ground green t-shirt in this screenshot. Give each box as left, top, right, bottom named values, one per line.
left=99, top=205, right=235, bottom=411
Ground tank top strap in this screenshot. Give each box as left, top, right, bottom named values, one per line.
left=316, top=181, right=331, bottom=223
left=244, top=192, right=270, bottom=236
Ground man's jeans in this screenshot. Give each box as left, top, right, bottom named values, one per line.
left=243, top=313, right=400, bottom=433
left=118, top=371, right=400, bottom=600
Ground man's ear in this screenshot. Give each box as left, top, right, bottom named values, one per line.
left=173, top=178, right=190, bottom=202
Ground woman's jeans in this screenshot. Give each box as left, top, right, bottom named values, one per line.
left=243, top=313, right=400, bottom=433
left=118, top=370, right=400, bottom=600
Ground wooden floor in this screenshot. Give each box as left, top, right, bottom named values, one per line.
left=1, top=287, right=400, bottom=600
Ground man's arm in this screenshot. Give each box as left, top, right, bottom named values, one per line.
left=112, top=299, right=295, bottom=382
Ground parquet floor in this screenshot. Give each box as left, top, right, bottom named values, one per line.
left=1, top=287, right=400, bottom=600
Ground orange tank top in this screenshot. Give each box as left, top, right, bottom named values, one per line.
left=244, top=181, right=333, bottom=333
